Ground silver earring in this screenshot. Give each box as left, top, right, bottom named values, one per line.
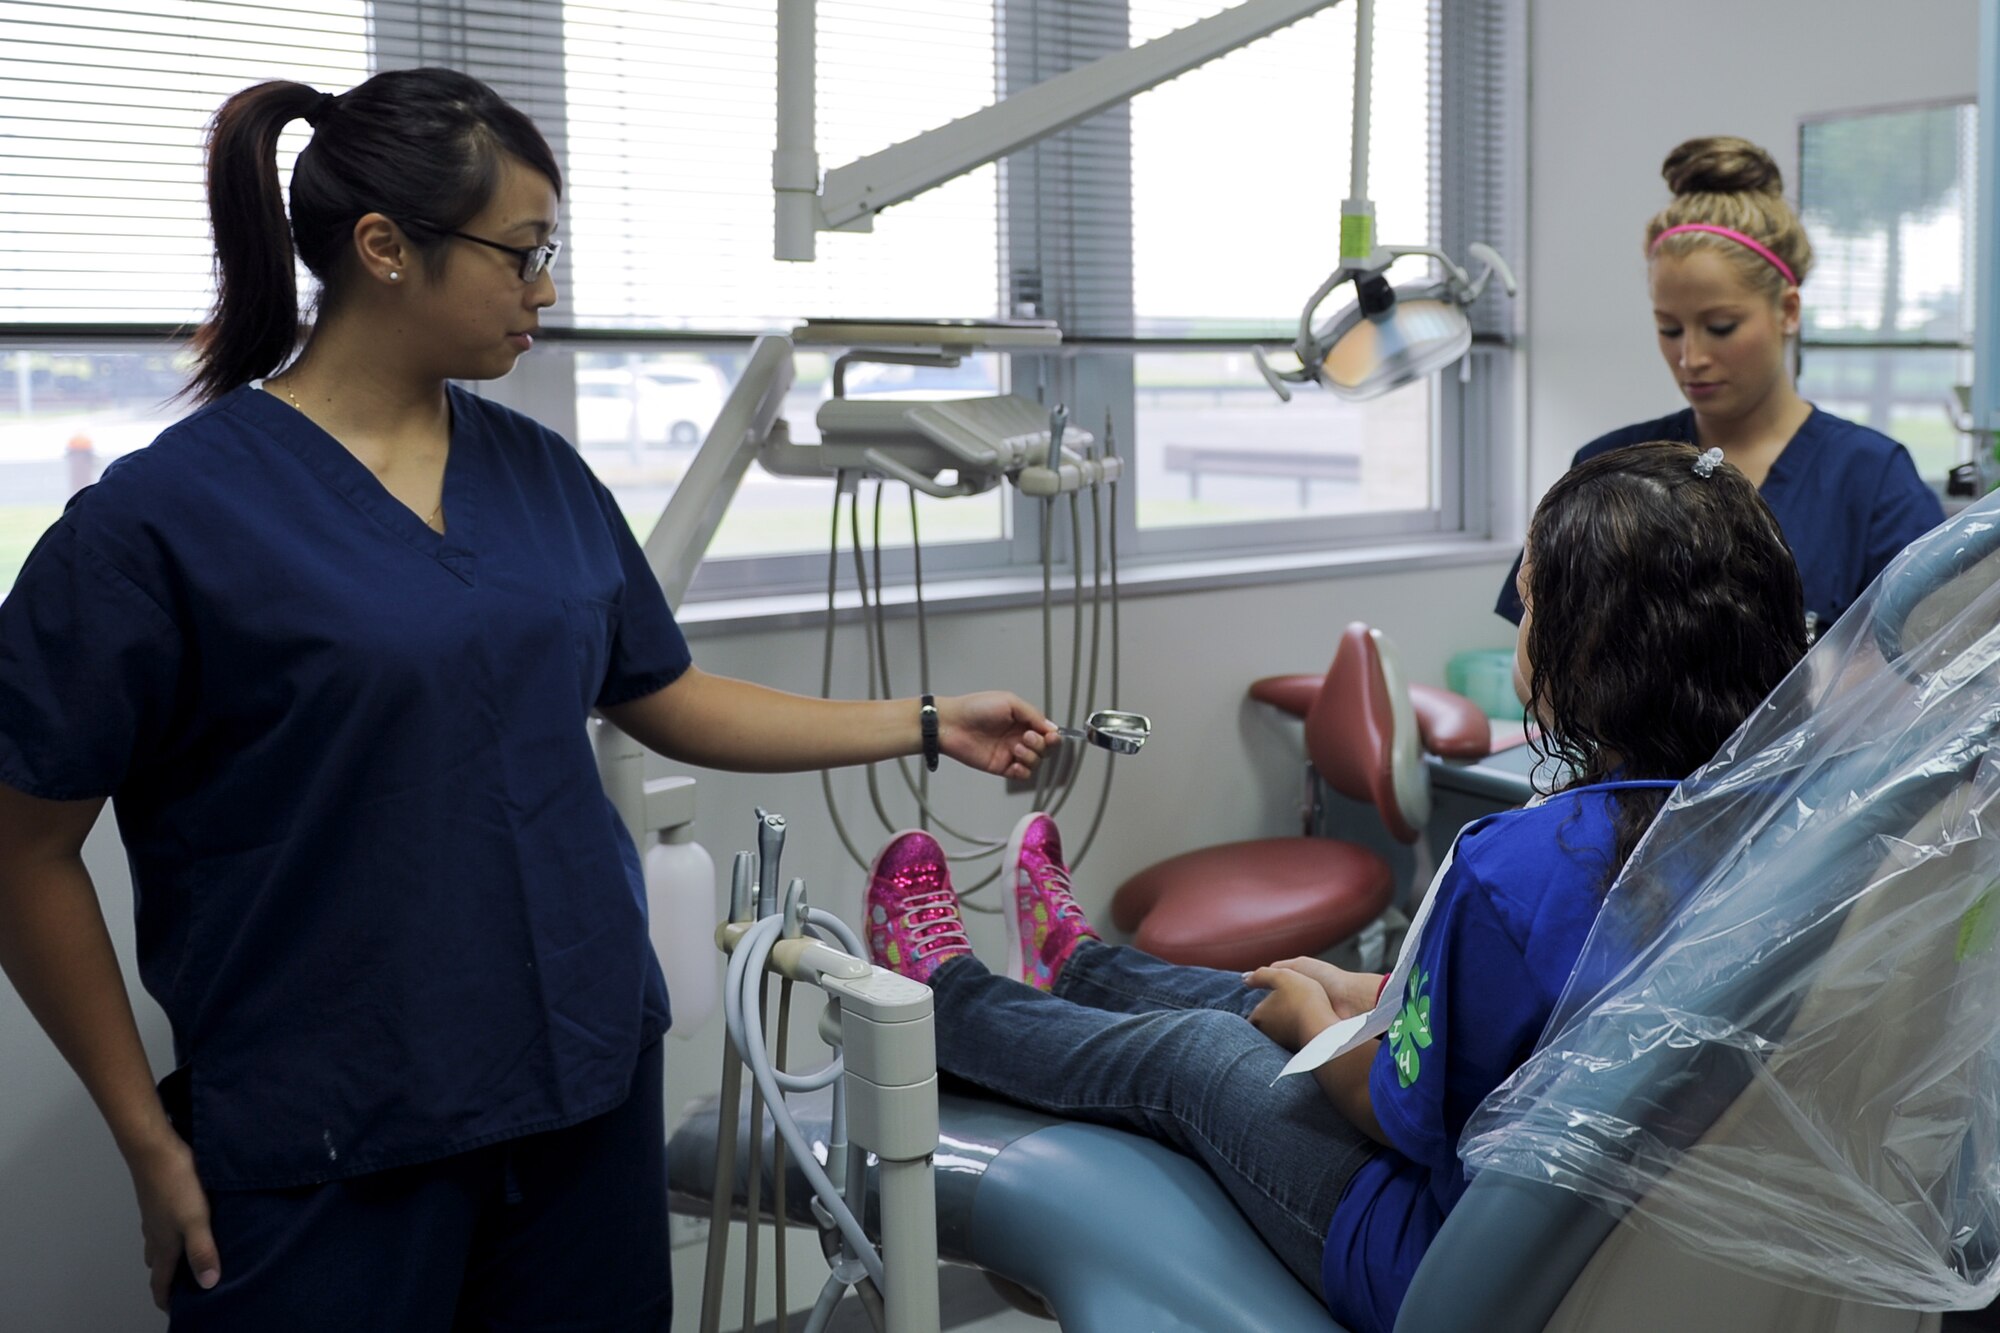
left=388, top=271, right=400, bottom=281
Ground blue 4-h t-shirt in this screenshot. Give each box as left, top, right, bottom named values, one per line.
left=1494, top=407, right=1944, bottom=632
left=1319, top=780, right=1675, bottom=1333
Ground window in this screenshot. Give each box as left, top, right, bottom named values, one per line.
left=988, top=0, right=1514, bottom=567
left=1, top=2, right=370, bottom=324
left=0, top=349, right=190, bottom=587
left=1132, top=353, right=1432, bottom=530
left=1, top=0, right=1522, bottom=600
left=560, top=1, right=1002, bottom=332
left=571, top=345, right=1006, bottom=565
left=1123, top=0, right=1440, bottom=537
left=1798, top=101, right=1975, bottom=483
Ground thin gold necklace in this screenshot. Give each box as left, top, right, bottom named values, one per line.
left=276, top=378, right=445, bottom=530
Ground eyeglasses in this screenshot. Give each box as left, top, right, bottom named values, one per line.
left=402, top=219, right=560, bottom=282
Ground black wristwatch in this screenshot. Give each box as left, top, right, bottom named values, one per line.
left=920, top=694, right=940, bottom=772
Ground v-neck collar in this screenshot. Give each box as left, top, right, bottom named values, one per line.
left=1756, top=404, right=1820, bottom=499
left=238, top=384, right=478, bottom=585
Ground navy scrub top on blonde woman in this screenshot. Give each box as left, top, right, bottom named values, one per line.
left=0, top=384, right=691, bottom=1190
left=1495, top=406, right=1945, bottom=629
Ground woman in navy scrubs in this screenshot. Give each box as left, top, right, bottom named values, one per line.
left=0, top=70, right=1055, bottom=1331
left=1497, top=135, right=1943, bottom=637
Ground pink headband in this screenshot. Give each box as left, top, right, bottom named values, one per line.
left=1651, top=223, right=1797, bottom=286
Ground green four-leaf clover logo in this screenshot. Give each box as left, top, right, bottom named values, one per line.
left=1386, top=965, right=1433, bottom=1088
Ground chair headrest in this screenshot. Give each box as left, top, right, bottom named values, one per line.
left=1308, top=623, right=1430, bottom=842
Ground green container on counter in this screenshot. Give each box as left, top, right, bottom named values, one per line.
left=1446, top=648, right=1524, bottom=721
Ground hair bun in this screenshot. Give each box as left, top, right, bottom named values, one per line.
left=1662, top=136, right=1783, bottom=197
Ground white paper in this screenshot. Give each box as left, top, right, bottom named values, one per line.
left=1276, top=841, right=1458, bottom=1080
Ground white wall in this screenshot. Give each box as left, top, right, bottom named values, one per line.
left=0, top=815, right=173, bottom=1333
left=1525, top=0, right=1980, bottom=497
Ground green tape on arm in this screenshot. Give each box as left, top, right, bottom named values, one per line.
left=1340, top=213, right=1374, bottom=262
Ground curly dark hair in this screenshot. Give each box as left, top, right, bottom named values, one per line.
left=1522, top=440, right=1807, bottom=883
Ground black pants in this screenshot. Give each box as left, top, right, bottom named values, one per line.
left=171, top=1039, right=671, bottom=1333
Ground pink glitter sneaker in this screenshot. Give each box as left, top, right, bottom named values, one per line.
left=865, top=830, right=972, bottom=985
left=1005, top=812, right=1098, bottom=990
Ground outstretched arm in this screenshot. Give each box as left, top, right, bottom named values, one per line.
left=0, top=783, right=219, bottom=1308
left=602, top=665, right=1061, bottom=780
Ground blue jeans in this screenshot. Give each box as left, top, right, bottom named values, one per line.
left=929, top=941, right=1378, bottom=1294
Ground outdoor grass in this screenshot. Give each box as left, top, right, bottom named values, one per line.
left=0, top=507, right=61, bottom=592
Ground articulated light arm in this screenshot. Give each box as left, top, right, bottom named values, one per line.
left=776, top=0, right=1341, bottom=260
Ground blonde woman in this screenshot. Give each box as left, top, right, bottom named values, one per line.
left=1498, top=135, right=1943, bottom=635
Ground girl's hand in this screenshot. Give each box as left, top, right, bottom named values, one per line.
left=1245, top=968, right=1339, bottom=1054
left=126, top=1131, right=219, bottom=1310
left=936, top=693, right=1062, bottom=780
left=1247, top=957, right=1385, bottom=1020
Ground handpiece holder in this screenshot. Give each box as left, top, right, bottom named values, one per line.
left=709, top=810, right=941, bottom=1333
left=759, top=322, right=1121, bottom=501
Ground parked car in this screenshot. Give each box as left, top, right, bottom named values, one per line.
left=575, top=361, right=730, bottom=448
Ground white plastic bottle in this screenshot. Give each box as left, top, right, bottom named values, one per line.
left=644, top=828, right=721, bottom=1038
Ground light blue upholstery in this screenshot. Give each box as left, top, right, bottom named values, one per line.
left=964, top=1121, right=1342, bottom=1332
left=668, top=1086, right=1343, bottom=1331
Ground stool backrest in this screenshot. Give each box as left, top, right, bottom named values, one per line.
left=1308, top=622, right=1430, bottom=844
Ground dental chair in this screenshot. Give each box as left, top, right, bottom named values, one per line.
left=674, top=792, right=1960, bottom=1333
left=1107, top=622, right=1489, bottom=972
left=1399, top=506, right=2000, bottom=1332
left=1396, top=768, right=1967, bottom=1333
left=671, top=1082, right=1340, bottom=1332
left=671, top=768, right=1972, bottom=1333
left=674, top=500, right=2000, bottom=1331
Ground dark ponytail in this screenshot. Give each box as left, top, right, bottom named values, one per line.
left=188, top=68, right=561, bottom=405
left=189, top=81, right=325, bottom=405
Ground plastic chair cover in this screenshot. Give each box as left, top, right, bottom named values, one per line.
left=1458, top=492, right=2000, bottom=1311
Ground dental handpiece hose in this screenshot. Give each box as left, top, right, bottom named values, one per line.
left=699, top=852, right=759, bottom=1333
left=724, top=911, right=886, bottom=1291
left=743, top=809, right=787, bottom=1329
left=771, top=878, right=815, bottom=1333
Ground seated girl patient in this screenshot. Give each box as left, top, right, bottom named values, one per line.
left=864, top=440, right=1807, bottom=1333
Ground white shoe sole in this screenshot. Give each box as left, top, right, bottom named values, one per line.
left=1002, top=810, right=1048, bottom=984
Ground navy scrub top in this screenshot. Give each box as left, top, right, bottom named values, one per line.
left=1495, top=407, right=1945, bottom=630
left=0, top=384, right=692, bottom=1189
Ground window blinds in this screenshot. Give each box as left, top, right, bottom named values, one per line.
left=1, top=0, right=368, bottom=323
left=1, top=0, right=1004, bottom=330
left=3, top=0, right=1510, bottom=339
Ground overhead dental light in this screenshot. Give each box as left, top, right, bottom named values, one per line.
left=1252, top=0, right=1516, bottom=402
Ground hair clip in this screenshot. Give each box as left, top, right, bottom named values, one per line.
left=1692, top=446, right=1724, bottom=478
